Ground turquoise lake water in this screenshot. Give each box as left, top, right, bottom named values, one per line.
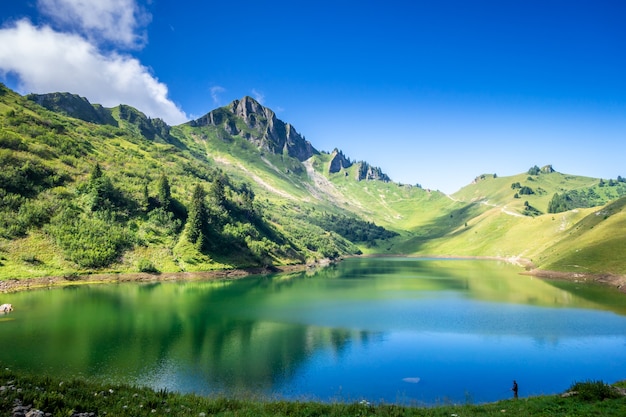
left=1, top=257, right=625, bottom=405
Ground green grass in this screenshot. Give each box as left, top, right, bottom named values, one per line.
left=1, top=367, right=625, bottom=417
left=540, top=197, right=626, bottom=274
left=2, top=83, right=626, bottom=280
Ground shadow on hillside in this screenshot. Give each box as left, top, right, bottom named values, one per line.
left=400, top=202, right=486, bottom=251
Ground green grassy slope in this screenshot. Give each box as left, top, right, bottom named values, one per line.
left=539, top=197, right=626, bottom=274
left=0, top=85, right=365, bottom=279
left=395, top=169, right=626, bottom=274
left=2, top=83, right=625, bottom=279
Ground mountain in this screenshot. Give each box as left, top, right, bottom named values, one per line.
left=26, top=92, right=184, bottom=147
left=1, top=83, right=625, bottom=280
left=189, top=96, right=318, bottom=161
left=26, top=92, right=117, bottom=126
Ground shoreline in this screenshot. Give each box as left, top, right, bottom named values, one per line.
left=0, top=261, right=330, bottom=294
left=521, top=268, right=626, bottom=293
left=1, top=256, right=625, bottom=294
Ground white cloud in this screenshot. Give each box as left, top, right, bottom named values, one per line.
left=37, top=0, right=150, bottom=48
left=251, top=89, right=265, bottom=104
left=210, top=86, right=226, bottom=106
left=0, top=20, right=187, bottom=125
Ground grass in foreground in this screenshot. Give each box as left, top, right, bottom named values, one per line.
left=1, top=367, right=625, bottom=417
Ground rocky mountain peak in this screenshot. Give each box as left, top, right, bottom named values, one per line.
left=189, top=97, right=318, bottom=162
left=230, top=96, right=275, bottom=124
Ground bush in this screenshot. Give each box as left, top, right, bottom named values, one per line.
left=569, top=380, right=621, bottom=401
left=519, top=186, right=534, bottom=195
left=46, top=208, right=133, bottom=268
left=137, top=258, right=159, bottom=273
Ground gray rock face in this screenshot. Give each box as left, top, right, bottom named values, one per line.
left=189, top=96, right=318, bottom=161
left=356, top=162, right=390, bottom=182
left=328, top=149, right=353, bottom=173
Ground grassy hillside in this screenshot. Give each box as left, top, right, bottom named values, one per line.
left=0, top=85, right=371, bottom=279
left=1, top=83, right=625, bottom=279
left=539, top=197, right=626, bottom=274
left=399, top=169, right=626, bottom=274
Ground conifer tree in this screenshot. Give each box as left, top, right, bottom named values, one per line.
left=187, top=184, right=208, bottom=248
left=88, top=163, right=115, bottom=211
left=210, top=174, right=226, bottom=207
left=157, top=175, right=171, bottom=211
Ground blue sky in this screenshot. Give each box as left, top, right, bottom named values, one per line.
left=1, top=1, right=625, bottom=193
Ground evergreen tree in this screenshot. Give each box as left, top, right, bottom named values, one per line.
left=210, top=174, right=226, bottom=207
left=187, top=184, right=208, bottom=247
left=90, top=163, right=103, bottom=181
left=88, top=163, right=116, bottom=211
left=157, top=175, right=171, bottom=211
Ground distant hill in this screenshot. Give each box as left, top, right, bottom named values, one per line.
left=1, top=83, right=625, bottom=279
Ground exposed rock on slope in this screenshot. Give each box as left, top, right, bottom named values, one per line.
left=27, top=92, right=117, bottom=126
left=27, top=92, right=180, bottom=146
left=356, top=161, right=390, bottom=182
left=189, top=96, right=318, bottom=161
left=328, top=149, right=353, bottom=173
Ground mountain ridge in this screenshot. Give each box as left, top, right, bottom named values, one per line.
left=1, top=83, right=625, bottom=280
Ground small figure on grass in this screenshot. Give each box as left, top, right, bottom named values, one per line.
left=512, top=380, right=518, bottom=399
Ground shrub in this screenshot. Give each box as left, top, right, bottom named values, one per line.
left=569, top=380, right=621, bottom=401
left=137, top=258, right=159, bottom=273
left=46, top=208, right=133, bottom=268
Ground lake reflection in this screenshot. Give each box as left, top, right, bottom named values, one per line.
left=1, top=258, right=626, bottom=405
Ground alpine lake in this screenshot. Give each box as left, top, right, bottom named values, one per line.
left=1, top=257, right=625, bottom=406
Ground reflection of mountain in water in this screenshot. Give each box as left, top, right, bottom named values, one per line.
left=0, top=258, right=624, bottom=397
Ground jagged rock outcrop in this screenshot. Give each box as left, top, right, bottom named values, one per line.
left=26, top=93, right=182, bottom=147
left=115, top=104, right=179, bottom=145
left=27, top=92, right=117, bottom=126
left=189, top=96, right=318, bottom=161
left=355, top=161, right=390, bottom=182
left=328, top=149, right=353, bottom=173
